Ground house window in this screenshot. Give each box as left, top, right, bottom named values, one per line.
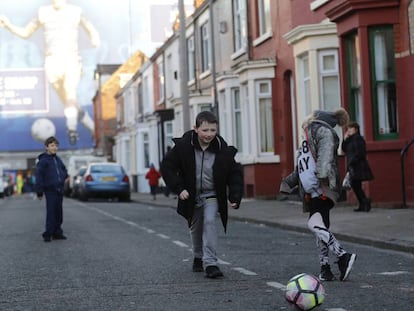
left=200, top=22, right=211, bottom=72
left=346, top=32, right=364, bottom=131
left=143, top=132, right=150, bottom=168
left=256, top=81, right=274, bottom=153
left=319, top=50, right=340, bottom=112
left=231, top=87, right=243, bottom=152
left=137, top=81, right=143, bottom=121
left=143, top=75, right=150, bottom=113
left=199, top=103, right=211, bottom=113
left=300, top=54, right=311, bottom=116
left=369, top=26, right=398, bottom=139
left=166, top=54, right=173, bottom=97
left=158, top=61, right=164, bottom=102
left=219, top=90, right=228, bottom=139
left=242, top=83, right=252, bottom=154
left=164, top=121, right=173, bottom=153
left=257, top=0, right=271, bottom=36
left=123, top=139, right=130, bottom=171
left=125, top=88, right=135, bottom=125
left=187, top=36, right=195, bottom=81
left=174, top=110, right=182, bottom=137
left=233, top=0, right=247, bottom=52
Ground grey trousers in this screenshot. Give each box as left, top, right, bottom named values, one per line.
left=190, top=197, right=219, bottom=267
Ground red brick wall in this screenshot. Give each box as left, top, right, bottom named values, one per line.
left=243, top=163, right=281, bottom=198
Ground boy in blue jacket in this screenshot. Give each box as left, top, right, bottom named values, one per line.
left=35, top=136, right=68, bottom=242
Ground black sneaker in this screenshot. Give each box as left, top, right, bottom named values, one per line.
left=205, top=265, right=224, bottom=278
left=364, top=198, right=372, bottom=212
left=52, top=234, right=67, bottom=240
left=192, top=258, right=203, bottom=272
left=43, top=235, right=51, bottom=242
left=337, top=253, right=357, bottom=281
left=319, top=264, right=335, bottom=281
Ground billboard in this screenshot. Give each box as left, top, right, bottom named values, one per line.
left=0, top=0, right=182, bottom=151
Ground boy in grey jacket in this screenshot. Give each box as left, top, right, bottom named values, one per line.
left=161, top=111, right=243, bottom=278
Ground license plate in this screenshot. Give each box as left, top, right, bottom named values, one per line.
left=101, top=176, right=116, bottom=182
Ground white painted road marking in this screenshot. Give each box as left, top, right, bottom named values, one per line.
left=266, top=281, right=286, bottom=290
left=377, top=271, right=410, bottom=276
left=157, top=233, right=170, bottom=239
left=232, top=267, right=258, bottom=276
left=173, top=240, right=189, bottom=248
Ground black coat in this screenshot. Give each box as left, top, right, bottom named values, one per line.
left=160, top=130, right=244, bottom=231
left=341, top=133, right=373, bottom=181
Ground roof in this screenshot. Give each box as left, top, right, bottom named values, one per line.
left=100, top=50, right=148, bottom=120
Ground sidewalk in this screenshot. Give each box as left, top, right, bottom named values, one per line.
left=130, top=192, right=414, bottom=255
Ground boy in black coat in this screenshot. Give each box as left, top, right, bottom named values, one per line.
left=161, top=111, right=244, bottom=278
left=35, top=136, right=69, bottom=242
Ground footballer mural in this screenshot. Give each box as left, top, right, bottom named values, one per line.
left=0, top=0, right=164, bottom=151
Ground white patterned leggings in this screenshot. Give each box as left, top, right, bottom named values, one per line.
left=307, top=197, right=346, bottom=265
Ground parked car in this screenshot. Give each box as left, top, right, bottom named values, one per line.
left=78, top=163, right=130, bottom=202
left=71, top=166, right=87, bottom=198
left=64, top=155, right=107, bottom=197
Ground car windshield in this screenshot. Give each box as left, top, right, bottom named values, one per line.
left=90, top=165, right=122, bottom=174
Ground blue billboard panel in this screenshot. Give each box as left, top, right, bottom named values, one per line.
left=0, top=68, right=95, bottom=151
left=0, top=66, right=94, bottom=150
left=0, top=69, right=48, bottom=114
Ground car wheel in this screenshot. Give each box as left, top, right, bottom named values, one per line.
left=119, top=194, right=130, bottom=202
left=79, top=192, right=88, bottom=202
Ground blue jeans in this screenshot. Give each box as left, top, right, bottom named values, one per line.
left=190, top=197, right=219, bottom=267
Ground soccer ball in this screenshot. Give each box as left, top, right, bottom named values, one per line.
left=285, top=273, right=325, bottom=311
left=31, top=118, right=56, bottom=142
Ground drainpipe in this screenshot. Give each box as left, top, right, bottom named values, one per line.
left=209, top=0, right=219, bottom=122
left=178, top=0, right=190, bottom=131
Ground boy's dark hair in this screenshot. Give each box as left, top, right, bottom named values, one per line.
left=195, top=111, right=218, bottom=128
left=347, top=122, right=360, bottom=133
left=44, top=136, right=59, bottom=146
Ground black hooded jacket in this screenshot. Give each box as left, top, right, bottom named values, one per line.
left=161, top=130, right=244, bottom=231
left=35, top=152, right=68, bottom=194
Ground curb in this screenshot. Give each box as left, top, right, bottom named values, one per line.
left=230, top=214, right=414, bottom=255
left=132, top=198, right=414, bottom=255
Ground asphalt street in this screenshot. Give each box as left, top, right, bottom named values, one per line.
left=0, top=194, right=412, bottom=311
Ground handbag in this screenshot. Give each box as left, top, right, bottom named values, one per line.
left=342, top=172, right=351, bottom=190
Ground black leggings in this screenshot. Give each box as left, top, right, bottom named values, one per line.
left=351, top=180, right=367, bottom=204
left=308, top=197, right=334, bottom=228
left=150, top=185, right=158, bottom=196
